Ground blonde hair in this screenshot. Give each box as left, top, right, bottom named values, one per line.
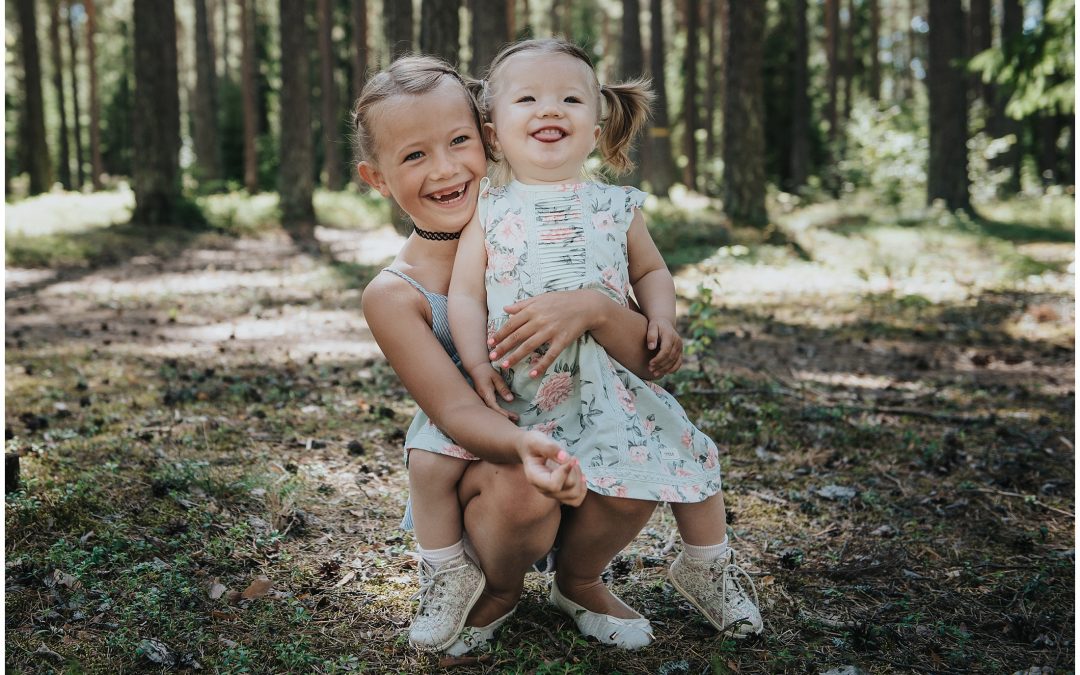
left=349, top=55, right=491, bottom=167
left=476, top=38, right=653, bottom=178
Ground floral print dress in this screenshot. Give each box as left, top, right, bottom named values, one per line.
left=478, top=179, right=723, bottom=503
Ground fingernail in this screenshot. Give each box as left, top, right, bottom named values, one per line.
left=530, top=370, right=538, bottom=377
left=490, top=351, right=498, bottom=360
left=502, top=360, right=510, bottom=368
left=504, top=394, right=513, bottom=401
left=557, top=450, right=568, bottom=462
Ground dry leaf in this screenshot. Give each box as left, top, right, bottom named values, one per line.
left=241, top=575, right=272, bottom=599
left=208, top=580, right=227, bottom=600
left=224, top=590, right=242, bottom=604
left=211, top=610, right=238, bottom=621
left=334, top=571, right=356, bottom=588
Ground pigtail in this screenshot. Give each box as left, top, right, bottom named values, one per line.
left=599, top=78, right=654, bottom=175
left=462, top=77, right=497, bottom=162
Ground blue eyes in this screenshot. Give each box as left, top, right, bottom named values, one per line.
left=404, top=151, right=423, bottom=162
left=514, top=95, right=584, bottom=104
left=451, top=135, right=469, bottom=145
left=401, top=135, right=471, bottom=163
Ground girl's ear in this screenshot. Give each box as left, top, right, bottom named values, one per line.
left=357, top=161, right=389, bottom=197
left=484, top=122, right=501, bottom=155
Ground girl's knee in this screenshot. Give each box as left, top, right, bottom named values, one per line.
left=408, top=450, right=468, bottom=489
left=496, top=465, right=560, bottom=522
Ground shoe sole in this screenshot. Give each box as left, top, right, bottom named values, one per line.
left=667, top=568, right=762, bottom=638
left=410, top=569, right=488, bottom=652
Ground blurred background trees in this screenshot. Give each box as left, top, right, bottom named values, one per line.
left=5, top=0, right=1075, bottom=233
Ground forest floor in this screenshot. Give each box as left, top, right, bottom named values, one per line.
left=4, top=188, right=1075, bottom=674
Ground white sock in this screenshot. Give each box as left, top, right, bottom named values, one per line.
left=683, top=536, right=730, bottom=562
left=418, top=540, right=464, bottom=569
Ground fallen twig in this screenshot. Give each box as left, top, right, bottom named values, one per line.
left=972, top=487, right=1074, bottom=518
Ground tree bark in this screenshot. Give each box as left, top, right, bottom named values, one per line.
left=824, top=0, right=839, bottom=141
left=967, top=0, right=991, bottom=106
left=421, top=0, right=460, bottom=66
left=241, top=0, right=258, bottom=192
left=644, top=0, right=676, bottom=195
left=132, top=0, right=182, bottom=225
left=991, top=0, right=1023, bottom=194
left=681, top=0, right=699, bottom=191
left=722, top=0, right=766, bottom=225
left=350, top=0, right=368, bottom=101
left=868, top=0, right=879, bottom=101
left=84, top=0, right=103, bottom=189
left=194, top=0, right=222, bottom=184
left=703, top=0, right=718, bottom=191
left=385, top=0, right=414, bottom=61
left=317, top=0, right=343, bottom=189
left=843, top=0, right=854, bottom=122
left=278, top=0, right=316, bottom=243
left=620, top=0, right=644, bottom=185
left=926, top=0, right=970, bottom=211
left=470, top=0, right=509, bottom=77
left=220, top=0, right=230, bottom=80
left=66, top=0, right=85, bottom=189
left=789, top=0, right=810, bottom=191
left=49, top=0, right=72, bottom=189
left=1036, top=114, right=1061, bottom=185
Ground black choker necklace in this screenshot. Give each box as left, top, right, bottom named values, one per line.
left=413, top=223, right=461, bottom=241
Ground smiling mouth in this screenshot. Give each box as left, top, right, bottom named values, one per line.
left=532, top=128, right=567, bottom=142
left=426, top=182, right=469, bottom=205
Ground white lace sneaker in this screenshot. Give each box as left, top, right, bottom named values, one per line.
left=443, top=606, right=516, bottom=656
left=668, top=549, right=764, bottom=638
left=549, top=581, right=654, bottom=649
left=408, top=553, right=486, bottom=651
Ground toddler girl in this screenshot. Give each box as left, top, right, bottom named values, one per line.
left=448, top=38, right=764, bottom=645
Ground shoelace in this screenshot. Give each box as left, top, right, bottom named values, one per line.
left=717, top=552, right=760, bottom=624
left=411, top=559, right=470, bottom=619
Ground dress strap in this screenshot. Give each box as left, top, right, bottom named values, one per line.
left=382, top=267, right=432, bottom=296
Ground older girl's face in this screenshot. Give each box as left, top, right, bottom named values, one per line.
left=358, top=79, right=488, bottom=235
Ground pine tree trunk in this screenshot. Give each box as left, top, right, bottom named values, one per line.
left=317, top=0, right=343, bottom=189
left=620, top=0, right=644, bottom=186
left=470, top=0, right=509, bottom=77
left=132, top=0, right=182, bottom=225
left=421, top=0, right=460, bottom=66
left=49, top=0, right=72, bottom=189
left=194, top=0, right=221, bottom=185
left=842, top=0, right=854, bottom=122
left=66, top=1, right=85, bottom=189
left=703, top=0, right=718, bottom=193
left=241, top=0, right=257, bottom=193
left=386, top=0, right=414, bottom=61
left=722, top=0, right=766, bottom=226
left=278, top=0, right=316, bottom=243
left=926, top=0, right=970, bottom=211
left=1036, top=114, right=1061, bottom=186
left=681, top=0, right=699, bottom=191
left=351, top=0, right=368, bottom=100
left=220, top=0, right=230, bottom=81
left=16, top=0, right=52, bottom=194
left=968, top=0, right=991, bottom=105
left=868, top=0, right=879, bottom=101
left=84, top=0, right=103, bottom=189
left=789, top=0, right=810, bottom=191
left=991, top=0, right=1023, bottom=194
left=644, top=0, right=676, bottom=195
left=824, top=0, right=839, bottom=141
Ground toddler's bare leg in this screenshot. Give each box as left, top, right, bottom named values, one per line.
left=408, top=450, right=470, bottom=549
left=555, top=494, right=657, bottom=619
left=459, top=461, right=562, bottom=626
left=670, top=492, right=728, bottom=545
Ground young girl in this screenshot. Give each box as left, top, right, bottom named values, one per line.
left=354, top=56, right=671, bottom=654
left=449, top=39, right=764, bottom=644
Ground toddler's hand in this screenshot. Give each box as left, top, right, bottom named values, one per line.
left=647, top=318, right=683, bottom=377
left=467, top=364, right=517, bottom=422
left=517, top=431, right=585, bottom=507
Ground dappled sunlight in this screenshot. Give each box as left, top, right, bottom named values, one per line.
left=317, top=225, right=404, bottom=265
left=5, top=186, right=134, bottom=236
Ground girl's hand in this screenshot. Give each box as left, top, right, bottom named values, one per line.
left=517, top=431, right=586, bottom=507
left=466, top=364, right=518, bottom=422
left=646, top=318, right=683, bottom=377
left=488, top=290, right=603, bottom=378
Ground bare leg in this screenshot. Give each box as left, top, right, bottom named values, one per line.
left=555, top=494, right=657, bottom=619
left=669, top=492, right=728, bottom=545
left=408, top=450, right=469, bottom=549
left=458, top=460, right=562, bottom=626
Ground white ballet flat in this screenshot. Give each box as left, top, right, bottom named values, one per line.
left=549, top=582, right=654, bottom=649
left=443, top=606, right=517, bottom=656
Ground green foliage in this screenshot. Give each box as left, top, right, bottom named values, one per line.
left=970, top=0, right=1075, bottom=117
left=838, top=101, right=928, bottom=206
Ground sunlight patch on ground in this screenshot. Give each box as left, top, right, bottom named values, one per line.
left=5, top=188, right=134, bottom=236
left=41, top=267, right=336, bottom=300
left=5, top=268, right=57, bottom=290
left=317, top=225, right=405, bottom=265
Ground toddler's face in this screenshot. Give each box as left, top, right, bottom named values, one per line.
left=486, top=52, right=601, bottom=185
left=358, top=79, right=488, bottom=235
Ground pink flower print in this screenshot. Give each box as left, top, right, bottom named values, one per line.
left=646, top=381, right=667, bottom=396
left=704, top=442, right=719, bottom=469
left=486, top=319, right=499, bottom=345
left=614, top=377, right=636, bottom=414
left=592, top=475, right=616, bottom=488
left=534, top=371, right=574, bottom=411
left=600, top=267, right=624, bottom=297
left=592, top=210, right=615, bottom=232
left=629, top=445, right=648, bottom=464
left=642, top=417, right=656, bottom=435
left=614, top=485, right=628, bottom=498
left=442, top=443, right=478, bottom=460
left=659, top=486, right=681, bottom=502
left=496, top=212, right=526, bottom=246
left=531, top=419, right=559, bottom=436
left=681, top=427, right=694, bottom=449
left=489, top=250, right=520, bottom=285
left=675, top=467, right=694, bottom=477
left=683, top=485, right=702, bottom=500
